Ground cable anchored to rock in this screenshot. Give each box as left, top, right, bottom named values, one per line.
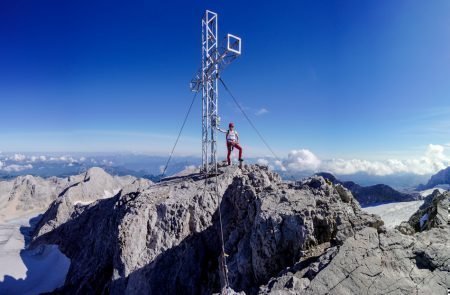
left=160, top=91, right=198, bottom=180
left=214, top=167, right=230, bottom=293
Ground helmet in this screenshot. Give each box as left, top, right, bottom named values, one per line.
left=229, top=122, right=234, bottom=127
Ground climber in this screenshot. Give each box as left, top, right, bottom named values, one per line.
left=218, top=122, right=243, bottom=165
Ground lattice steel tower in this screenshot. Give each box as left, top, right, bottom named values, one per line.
left=191, top=10, right=241, bottom=174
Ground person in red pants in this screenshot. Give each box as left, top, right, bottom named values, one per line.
left=218, top=122, right=243, bottom=165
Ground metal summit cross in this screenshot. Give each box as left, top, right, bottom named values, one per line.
left=190, top=10, right=241, bottom=174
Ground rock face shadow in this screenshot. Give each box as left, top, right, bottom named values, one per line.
left=36, top=181, right=236, bottom=295
left=20, top=214, right=42, bottom=247
left=100, top=189, right=226, bottom=294
left=30, top=167, right=449, bottom=295
left=111, top=224, right=222, bottom=295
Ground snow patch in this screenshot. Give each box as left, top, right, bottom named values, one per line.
left=73, top=200, right=95, bottom=206
left=419, top=184, right=450, bottom=197
left=103, top=188, right=121, bottom=198
left=73, top=188, right=121, bottom=206
left=363, top=200, right=424, bottom=229
left=0, top=214, right=70, bottom=294
left=419, top=213, right=429, bottom=228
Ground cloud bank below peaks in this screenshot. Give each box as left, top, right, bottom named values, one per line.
left=267, top=144, right=450, bottom=176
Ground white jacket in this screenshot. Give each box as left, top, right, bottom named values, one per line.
left=218, top=127, right=239, bottom=142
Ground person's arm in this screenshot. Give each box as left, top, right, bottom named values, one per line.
left=217, top=127, right=227, bottom=133
left=236, top=131, right=239, bottom=143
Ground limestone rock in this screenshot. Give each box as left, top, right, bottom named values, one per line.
left=33, top=167, right=151, bottom=237
left=31, top=165, right=384, bottom=294
left=263, top=190, right=450, bottom=294
left=300, top=227, right=449, bottom=295
left=405, top=190, right=449, bottom=232
left=0, top=175, right=69, bottom=221
left=29, top=165, right=450, bottom=294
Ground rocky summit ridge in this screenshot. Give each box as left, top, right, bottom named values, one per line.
left=0, top=167, right=149, bottom=222
left=30, top=164, right=449, bottom=294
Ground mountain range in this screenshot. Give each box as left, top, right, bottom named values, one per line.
left=315, top=172, right=421, bottom=207
left=0, top=164, right=448, bottom=293
left=26, top=164, right=449, bottom=294
left=0, top=167, right=152, bottom=222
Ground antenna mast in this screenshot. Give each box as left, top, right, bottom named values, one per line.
left=191, top=10, right=242, bottom=174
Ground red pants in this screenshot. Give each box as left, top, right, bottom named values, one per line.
left=227, top=141, right=242, bottom=165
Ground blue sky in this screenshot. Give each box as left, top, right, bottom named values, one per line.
left=1, top=0, right=450, bottom=165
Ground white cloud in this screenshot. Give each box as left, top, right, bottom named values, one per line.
left=258, top=158, right=283, bottom=171
left=12, top=154, right=26, bottom=162
left=284, top=149, right=321, bottom=172
left=0, top=161, right=3, bottom=169
left=48, top=155, right=78, bottom=163
left=321, top=159, right=396, bottom=176
left=183, top=165, right=197, bottom=173
left=101, top=159, right=113, bottom=166
left=255, top=108, right=269, bottom=116
left=30, top=155, right=47, bottom=162
left=280, top=144, right=450, bottom=176
left=274, top=160, right=286, bottom=171
left=3, top=164, right=33, bottom=172
left=257, top=158, right=269, bottom=166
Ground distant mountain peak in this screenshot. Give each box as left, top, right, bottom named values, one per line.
left=84, top=167, right=109, bottom=180
left=315, top=172, right=420, bottom=207
left=418, top=166, right=450, bottom=190
left=315, top=172, right=337, bottom=183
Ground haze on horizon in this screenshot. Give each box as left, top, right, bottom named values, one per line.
left=1, top=0, right=450, bottom=177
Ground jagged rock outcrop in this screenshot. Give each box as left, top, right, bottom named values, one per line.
left=34, top=167, right=152, bottom=237
left=317, top=172, right=420, bottom=207
left=0, top=175, right=69, bottom=221
left=31, top=164, right=385, bottom=294
left=285, top=226, right=449, bottom=294
left=220, top=174, right=383, bottom=294
left=0, top=167, right=148, bottom=223
left=262, top=192, right=450, bottom=294
left=397, top=190, right=450, bottom=234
